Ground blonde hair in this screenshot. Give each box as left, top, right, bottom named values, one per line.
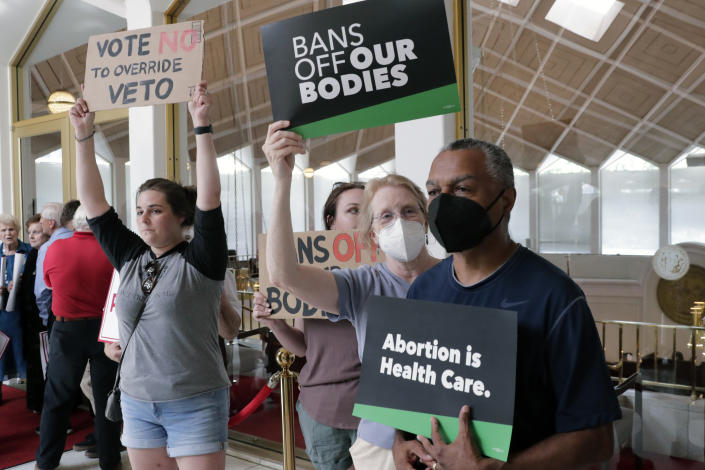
left=0, top=214, right=19, bottom=231
left=358, top=174, right=428, bottom=243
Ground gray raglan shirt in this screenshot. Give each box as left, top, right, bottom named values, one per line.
left=89, top=206, right=230, bottom=402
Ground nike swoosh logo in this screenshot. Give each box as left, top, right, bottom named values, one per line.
left=499, top=298, right=528, bottom=309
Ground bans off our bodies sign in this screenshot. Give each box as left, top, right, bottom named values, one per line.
left=261, top=0, right=460, bottom=138
left=258, top=230, right=383, bottom=319
left=354, top=296, right=517, bottom=462
left=83, top=21, right=204, bottom=111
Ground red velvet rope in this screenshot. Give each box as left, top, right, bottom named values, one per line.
left=228, top=383, right=274, bottom=427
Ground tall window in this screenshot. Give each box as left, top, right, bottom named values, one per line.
left=538, top=155, right=593, bottom=253
left=96, top=154, right=113, bottom=207
left=671, top=147, right=705, bottom=244
left=358, top=160, right=395, bottom=182
left=218, top=148, right=254, bottom=260
left=34, top=150, right=63, bottom=211
left=124, top=161, right=132, bottom=229
left=509, top=168, right=530, bottom=247
left=313, top=159, right=353, bottom=231
left=261, top=156, right=307, bottom=233
left=601, top=151, right=658, bottom=255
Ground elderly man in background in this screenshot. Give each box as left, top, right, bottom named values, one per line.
left=35, top=205, right=121, bottom=470
left=34, top=201, right=78, bottom=334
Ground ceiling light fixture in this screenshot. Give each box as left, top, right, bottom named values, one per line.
left=545, top=0, right=623, bottom=42
left=498, top=0, right=520, bottom=6
left=47, top=90, right=76, bottom=114
left=303, top=167, right=315, bottom=178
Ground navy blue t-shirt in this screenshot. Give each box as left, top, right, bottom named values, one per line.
left=407, top=246, right=620, bottom=453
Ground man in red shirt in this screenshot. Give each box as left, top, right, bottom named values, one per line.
left=35, top=205, right=122, bottom=470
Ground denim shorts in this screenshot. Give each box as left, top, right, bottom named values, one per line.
left=121, top=387, right=229, bottom=457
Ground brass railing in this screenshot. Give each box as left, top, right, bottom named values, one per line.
left=597, top=320, right=705, bottom=399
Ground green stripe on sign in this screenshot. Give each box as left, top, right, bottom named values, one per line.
left=353, top=403, right=512, bottom=462
left=290, top=83, right=460, bottom=139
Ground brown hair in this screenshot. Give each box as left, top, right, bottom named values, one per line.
left=137, top=178, right=197, bottom=227
left=25, top=213, right=41, bottom=231
left=322, top=182, right=365, bottom=230
left=60, top=200, right=80, bottom=227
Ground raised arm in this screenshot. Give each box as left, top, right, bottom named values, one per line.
left=70, top=98, right=110, bottom=218
left=188, top=81, right=220, bottom=211
left=262, top=121, right=340, bottom=314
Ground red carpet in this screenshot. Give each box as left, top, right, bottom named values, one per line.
left=228, top=377, right=306, bottom=449
left=0, top=385, right=93, bottom=469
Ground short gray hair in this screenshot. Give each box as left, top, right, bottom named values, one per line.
left=72, top=205, right=91, bottom=232
left=0, top=214, right=19, bottom=230
left=443, top=138, right=515, bottom=188
left=40, top=202, right=63, bottom=224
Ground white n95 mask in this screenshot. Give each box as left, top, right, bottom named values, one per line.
left=377, top=218, right=426, bottom=262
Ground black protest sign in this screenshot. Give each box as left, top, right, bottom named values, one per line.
left=354, top=296, right=517, bottom=461
left=261, top=0, right=460, bottom=139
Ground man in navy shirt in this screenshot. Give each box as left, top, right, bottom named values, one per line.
left=392, top=139, right=620, bottom=470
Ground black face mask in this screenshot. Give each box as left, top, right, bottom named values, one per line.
left=429, top=190, right=505, bottom=252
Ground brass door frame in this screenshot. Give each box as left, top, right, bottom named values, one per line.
left=11, top=108, right=128, bottom=225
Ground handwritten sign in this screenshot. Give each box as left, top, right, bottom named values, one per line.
left=258, top=230, right=383, bottom=319
left=84, top=21, right=204, bottom=111
left=261, top=0, right=459, bottom=138
left=98, top=270, right=120, bottom=343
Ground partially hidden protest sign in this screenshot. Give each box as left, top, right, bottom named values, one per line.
left=258, top=230, right=383, bottom=319
left=261, top=0, right=460, bottom=139
left=84, top=21, right=205, bottom=111
left=354, top=296, right=517, bottom=462
left=98, top=270, right=120, bottom=343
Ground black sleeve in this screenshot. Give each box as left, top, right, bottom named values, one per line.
left=184, top=205, right=228, bottom=280
left=87, top=207, right=147, bottom=271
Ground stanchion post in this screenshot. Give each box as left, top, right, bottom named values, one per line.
left=277, top=348, right=298, bottom=470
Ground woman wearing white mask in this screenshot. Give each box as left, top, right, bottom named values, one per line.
left=256, top=121, right=439, bottom=470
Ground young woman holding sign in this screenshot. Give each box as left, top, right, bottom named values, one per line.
left=69, top=81, right=229, bottom=470
left=254, top=121, right=439, bottom=470
left=254, top=181, right=364, bottom=470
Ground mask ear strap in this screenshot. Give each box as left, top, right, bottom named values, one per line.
left=486, top=188, right=506, bottom=211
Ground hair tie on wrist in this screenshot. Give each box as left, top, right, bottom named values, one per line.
left=75, top=130, right=95, bottom=142
left=194, top=125, right=213, bottom=135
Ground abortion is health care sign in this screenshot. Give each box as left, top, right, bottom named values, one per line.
left=261, top=0, right=461, bottom=139
left=83, top=21, right=204, bottom=111
left=354, top=296, right=517, bottom=461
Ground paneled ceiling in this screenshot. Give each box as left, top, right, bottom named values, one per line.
left=26, top=0, right=705, bottom=173
left=472, top=0, right=705, bottom=171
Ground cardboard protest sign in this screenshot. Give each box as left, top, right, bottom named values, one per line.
left=258, top=230, right=383, bottom=319
left=354, top=296, right=517, bottom=462
left=261, top=0, right=460, bottom=139
left=84, top=21, right=204, bottom=111
left=98, top=270, right=120, bottom=343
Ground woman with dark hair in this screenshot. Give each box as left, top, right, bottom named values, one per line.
left=69, top=81, right=230, bottom=470
left=20, top=213, right=49, bottom=412
left=255, top=181, right=364, bottom=470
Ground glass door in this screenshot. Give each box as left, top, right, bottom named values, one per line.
left=12, top=114, right=70, bottom=236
